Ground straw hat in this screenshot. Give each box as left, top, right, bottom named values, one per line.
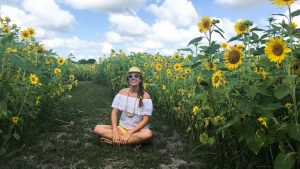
left=128, top=67, right=142, bottom=73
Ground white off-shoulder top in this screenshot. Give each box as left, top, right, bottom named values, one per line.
left=111, top=93, right=153, bottom=129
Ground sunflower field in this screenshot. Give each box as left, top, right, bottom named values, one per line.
left=1, top=0, right=300, bottom=168
left=0, top=17, right=83, bottom=156
left=98, top=1, right=300, bottom=168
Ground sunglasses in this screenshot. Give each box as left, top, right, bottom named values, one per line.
left=128, top=73, right=141, bottom=79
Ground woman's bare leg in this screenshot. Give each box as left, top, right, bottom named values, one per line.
left=93, top=125, right=114, bottom=140
left=126, top=128, right=153, bottom=145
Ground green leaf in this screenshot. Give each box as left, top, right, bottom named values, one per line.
left=274, top=85, right=291, bottom=99
left=274, top=153, right=296, bottom=169
left=246, top=133, right=265, bottom=155
left=251, top=27, right=265, bottom=32
left=188, top=37, right=203, bottom=46
left=216, top=115, right=240, bottom=133
left=271, top=13, right=288, bottom=19
left=263, top=103, right=283, bottom=111
left=237, top=99, right=254, bottom=115
left=178, top=48, right=193, bottom=52
left=214, top=29, right=225, bottom=39
left=287, top=123, right=300, bottom=142
left=295, top=48, right=300, bottom=56
left=291, top=9, right=300, bottom=17
left=228, top=35, right=242, bottom=43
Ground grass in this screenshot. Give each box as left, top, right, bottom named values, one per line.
left=1, top=81, right=210, bottom=169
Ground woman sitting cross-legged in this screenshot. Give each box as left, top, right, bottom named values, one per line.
left=94, top=67, right=153, bottom=146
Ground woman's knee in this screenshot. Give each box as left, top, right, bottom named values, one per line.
left=144, top=129, right=153, bottom=140
left=94, top=125, right=104, bottom=134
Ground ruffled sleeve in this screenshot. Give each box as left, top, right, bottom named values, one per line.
left=141, top=99, right=153, bottom=116
left=111, top=94, right=120, bottom=109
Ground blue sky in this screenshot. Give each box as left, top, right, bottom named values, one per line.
left=0, top=0, right=299, bottom=61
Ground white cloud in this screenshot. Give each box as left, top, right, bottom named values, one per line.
left=101, top=42, right=113, bottom=54
left=127, top=47, right=145, bottom=53
left=105, top=31, right=134, bottom=43
left=141, top=40, right=164, bottom=49
left=147, top=0, right=198, bottom=26
left=215, top=0, right=268, bottom=9
left=42, top=36, right=101, bottom=50
left=22, top=0, right=74, bottom=31
left=42, top=36, right=112, bottom=60
left=108, top=12, right=151, bottom=36
left=62, top=0, right=145, bottom=12
left=147, top=20, right=199, bottom=45
left=0, top=0, right=75, bottom=37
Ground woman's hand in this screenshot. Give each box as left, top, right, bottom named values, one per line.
left=112, top=130, right=121, bottom=145
left=119, top=131, right=133, bottom=144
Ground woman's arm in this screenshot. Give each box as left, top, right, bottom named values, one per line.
left=111, top=108, right=119, bottom=131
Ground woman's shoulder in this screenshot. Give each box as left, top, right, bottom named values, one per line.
left=118, top=88, right=129, bottom=95
left=143, top=91, right=151, bottom=99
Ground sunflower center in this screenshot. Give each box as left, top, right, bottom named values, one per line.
left=272, top=44, right=283, bottom=56
left=203, top=21, right=210, bottom=28
left=214, top=76, right=220, bottom=83
left=239, top=24, right=247, bottom=31
left=228, top=50, right=241, bottom=64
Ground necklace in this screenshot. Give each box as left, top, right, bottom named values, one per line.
left=124, top=90, right=138, bottom=117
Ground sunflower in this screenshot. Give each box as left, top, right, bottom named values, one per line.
left=20, top=29, right=31, bottom=41
left=264, top=37, right=291, bottom=64
left=57, top=57, right=65, bottom=65
left=5, top=16, right=10, bottom=22
left=143, top=63, right=148, bottom=67
left=54, top=68, right=61, bottom=74
left=285, top=102, right=293, bottom=110
left=181, top=74, right=187, bottom=79
left=258, top=117, right=268, bottom=128
left=212, top=70, right=222, bottom=88
left=234, top=20, right=250, bottom=35
left=193, top=106, right=199, bottom=115
left=220, top=42, right=228, bottom=50
left=29, top=74, right=39, bottom=85
left=12, top=116, right=19, bottom=124
left=185, top=68, right=191, bottom=74
left=70, top=75, right=75, bottom=81
left=255, top=67, right=262, bottom=74
left=205, top=61, right=217, bottom=71
left=197, top=17, right=212, bottom=33
left=270, top=0, right=295, bottom=7
left=27, top=27, right=36, bottom=36
left=156, top=63, right=163, bottom=71
left=290, top=22, right=297, bottom=29
left=173, top=53, right=180, bottom=59
left=223, top=46, right=244, bottom=69
left=261, top=71, right=269, bottom=80
left=196, top=76, right=202, bottom=83
left=35, top=45, right=46, bottom=54
left=173, top=63, right=182, bottom=72
left=173, top=76, right=179, bottom=81
left=154, top=72, right=159, bottom=79
left=162, top=85, right=166, bottom=90
left=2, top=25, right=10, bottom=34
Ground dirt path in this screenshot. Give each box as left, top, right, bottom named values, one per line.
left=2, top=81, right=207, bottom=169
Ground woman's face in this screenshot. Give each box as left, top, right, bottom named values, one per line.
left=128, top=73, right=141, bottom=86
